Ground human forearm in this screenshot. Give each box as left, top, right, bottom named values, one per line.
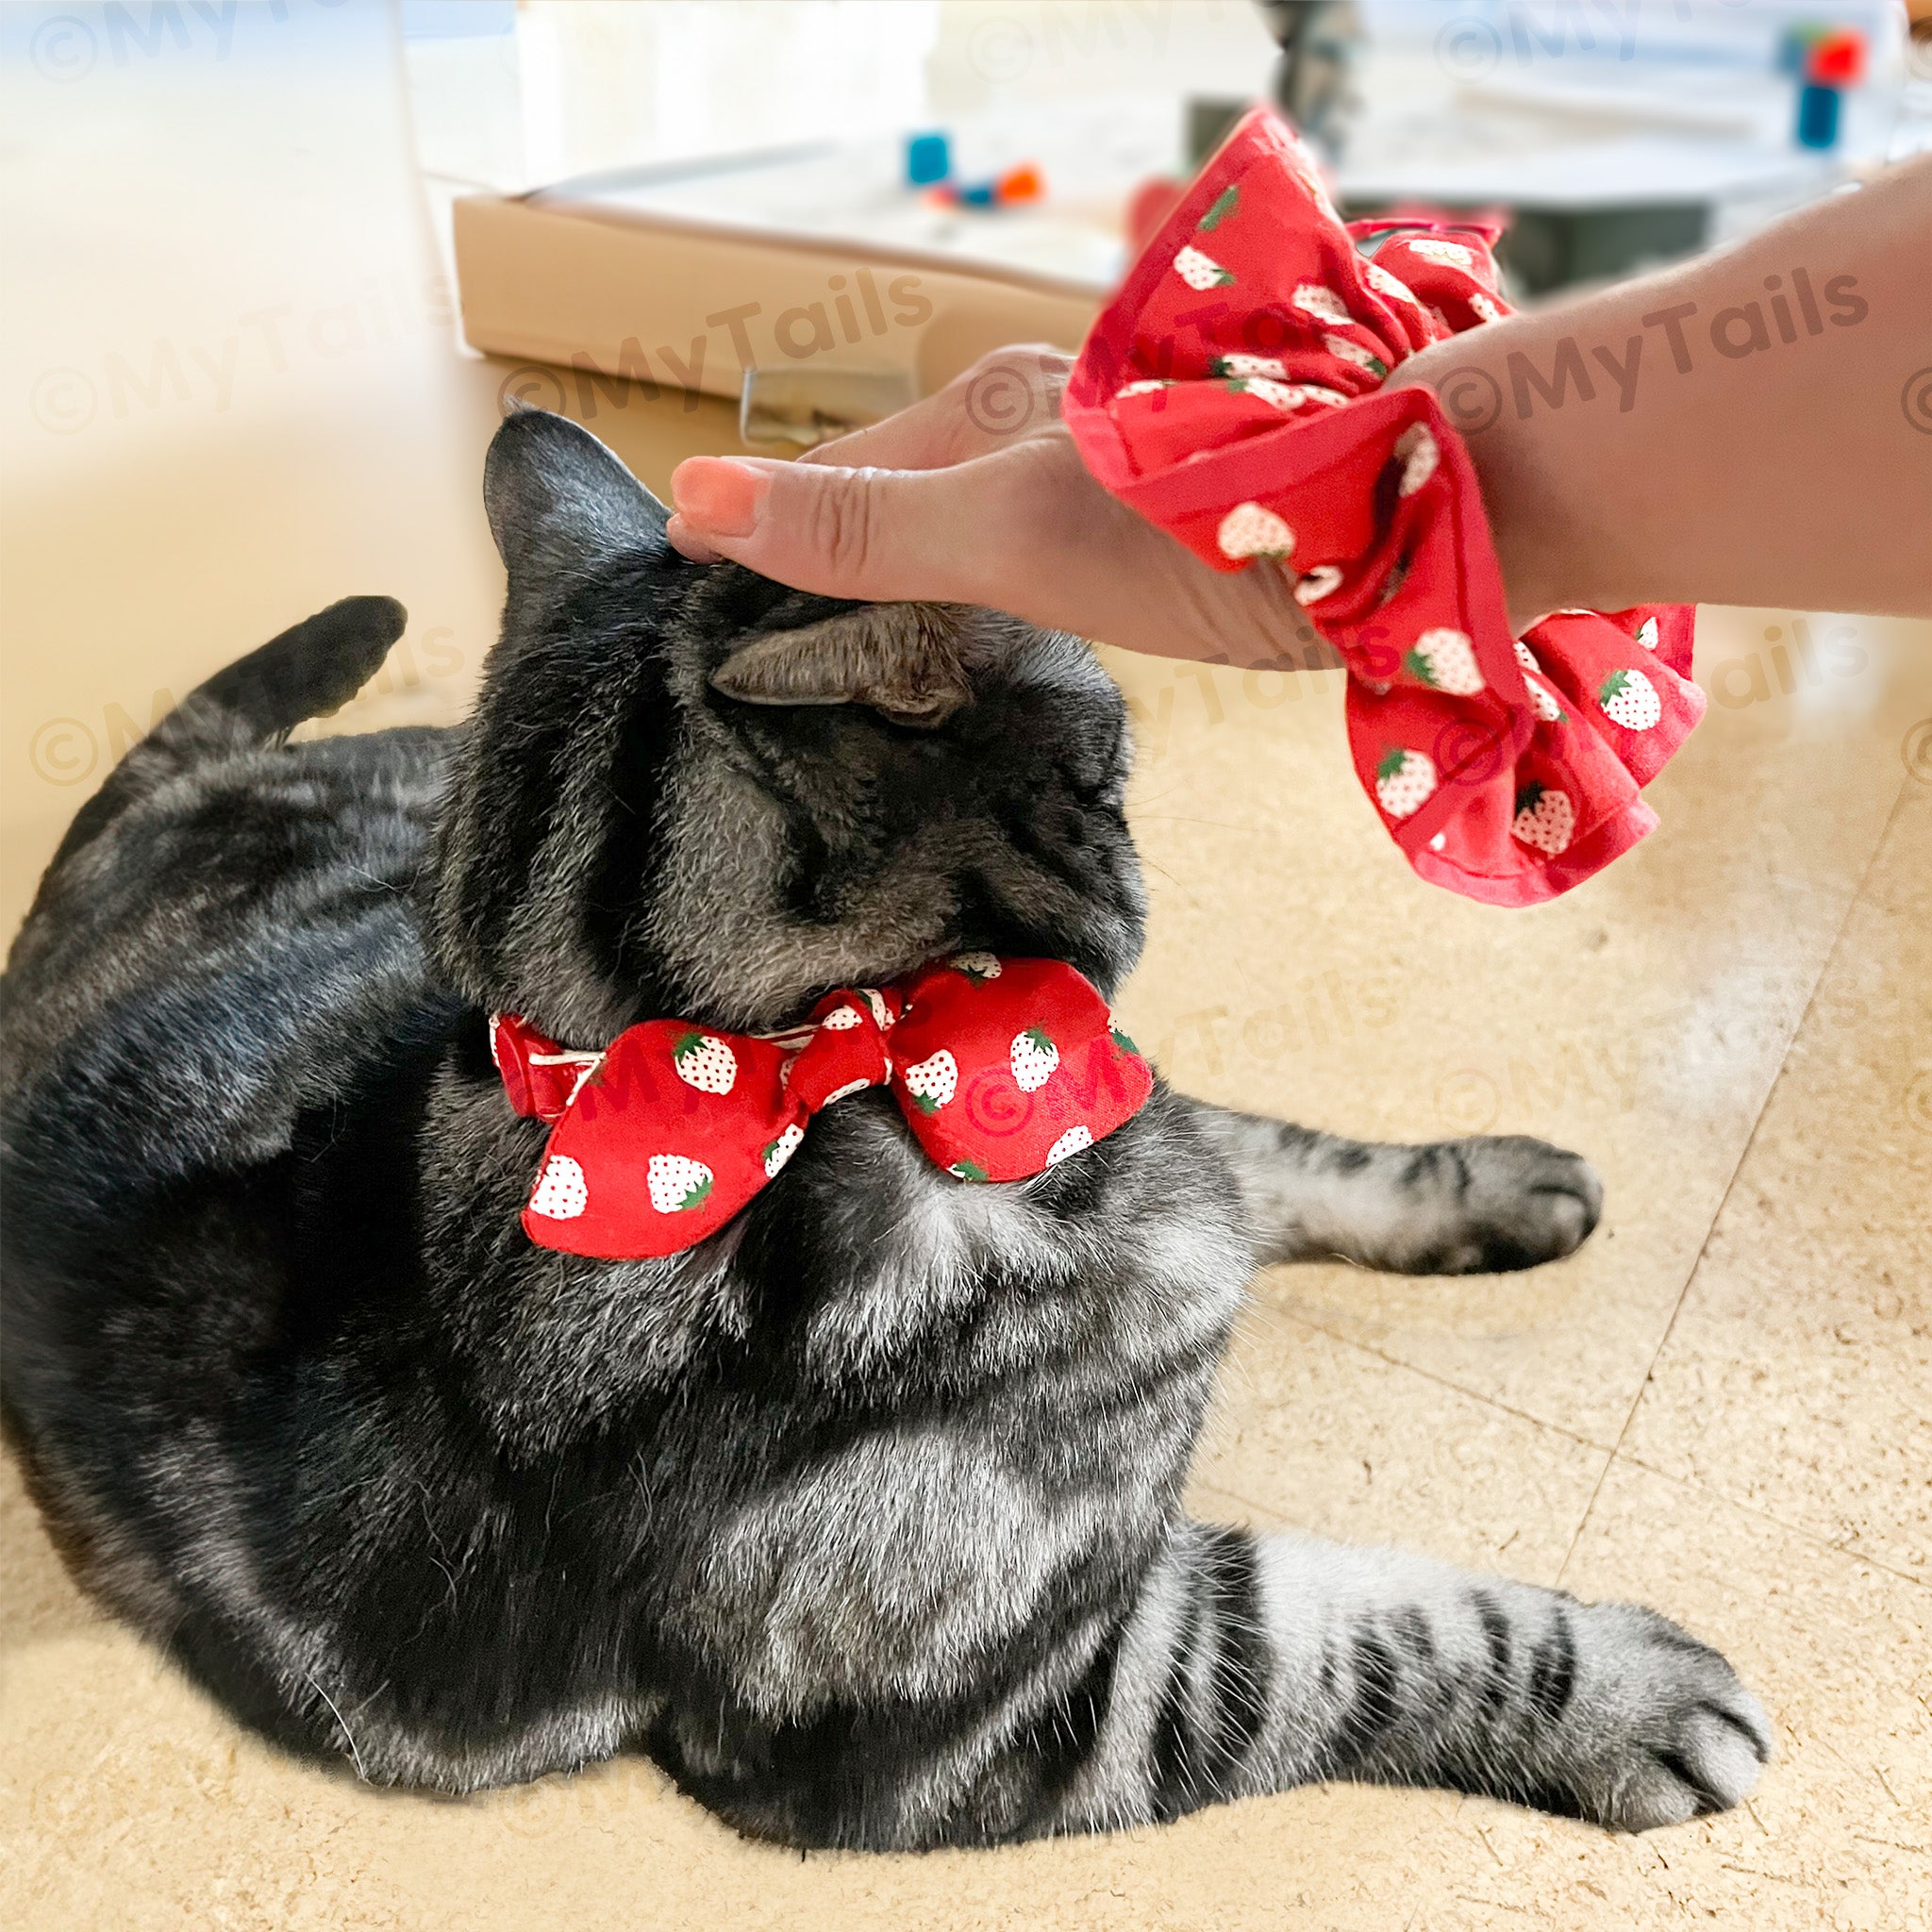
left=1390, top=153, right=1932, bottom=627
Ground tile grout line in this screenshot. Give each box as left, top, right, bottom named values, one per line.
left=1553, top=774, right=1918, bottom=1588
left=1610, top=1449, right=1931, bottom=1595
left=1232, top=1307, right=1931, bottom=1592
left=1269, top=1305, right=1614, bottom=1455
left=1188, top=1476, right=1294, bottom=1531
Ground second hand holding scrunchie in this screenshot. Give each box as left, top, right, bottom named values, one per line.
left=1064, top=108, right=1705, bottom=908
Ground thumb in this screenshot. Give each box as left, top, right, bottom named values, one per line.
left=667, top=455, right=986, bottom=604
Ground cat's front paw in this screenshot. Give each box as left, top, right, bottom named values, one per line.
left=1428, top=1136, right=1602, bottom=1274
left=1550, top=1603, right=1772, bottom=1831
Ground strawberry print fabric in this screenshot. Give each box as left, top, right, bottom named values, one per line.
left=490, top=955, right=1154, bottom=1260
left=1064, top=108, right=1705, bottom=907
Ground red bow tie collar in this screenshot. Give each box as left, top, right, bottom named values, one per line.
left=1064, top=108, right=1705, bottom=907
left=491, top=956, right=1154, bottom=1259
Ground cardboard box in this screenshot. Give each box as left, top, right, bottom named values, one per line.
left=452, top=158, right=1111, bottom=412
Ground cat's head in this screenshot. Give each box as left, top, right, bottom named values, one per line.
left=426, top=409, right=1144, bottom=1041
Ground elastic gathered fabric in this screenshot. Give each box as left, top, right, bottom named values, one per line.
left=1064, top=108, right=1704, bottom=907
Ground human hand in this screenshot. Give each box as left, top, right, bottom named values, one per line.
left=666, top=347, right=1315, bottom=669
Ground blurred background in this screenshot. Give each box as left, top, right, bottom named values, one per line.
left=5, top=0, right=1928, bottom=939
left=403, top=0, right=1929, bottom=293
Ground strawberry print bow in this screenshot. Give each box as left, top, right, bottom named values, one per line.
left=1064, top=108, right=1705, bottom=907
left=490, top=955, right=1154, bottom=1260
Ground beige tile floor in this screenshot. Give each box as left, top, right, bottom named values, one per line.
left=3, top=10, right=1927, bottom=1930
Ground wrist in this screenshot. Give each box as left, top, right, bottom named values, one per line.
left=1390, top=331, right=1630, bottom=631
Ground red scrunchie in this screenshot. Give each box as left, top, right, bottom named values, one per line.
left=1064, top=108, right=1704, bottom=907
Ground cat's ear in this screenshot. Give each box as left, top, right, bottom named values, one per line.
left=709, top=604, right=973, bottom=727
left=484, top=407, right=668, bottom=580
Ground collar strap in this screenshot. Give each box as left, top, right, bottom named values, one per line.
left=491, top=954, right=1153, bottom=1260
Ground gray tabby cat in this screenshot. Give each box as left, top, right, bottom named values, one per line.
left=0, top=408, right=1769, bottom=1847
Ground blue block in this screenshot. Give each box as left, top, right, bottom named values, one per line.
left=1795, top=82, right=1841, bottom=150
left=905, top=131, right=951, bottom=187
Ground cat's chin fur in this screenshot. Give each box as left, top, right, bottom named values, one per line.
left=0, top=409, right=1768, bottom=1850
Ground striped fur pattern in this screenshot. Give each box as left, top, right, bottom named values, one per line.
left=0, top=411, right=1768, bottom=1847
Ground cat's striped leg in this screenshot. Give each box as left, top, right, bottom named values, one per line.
left=1189, top=1102, right=1602, bottom=1274
left=1055, top=1521, right=1769, bottom=1835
